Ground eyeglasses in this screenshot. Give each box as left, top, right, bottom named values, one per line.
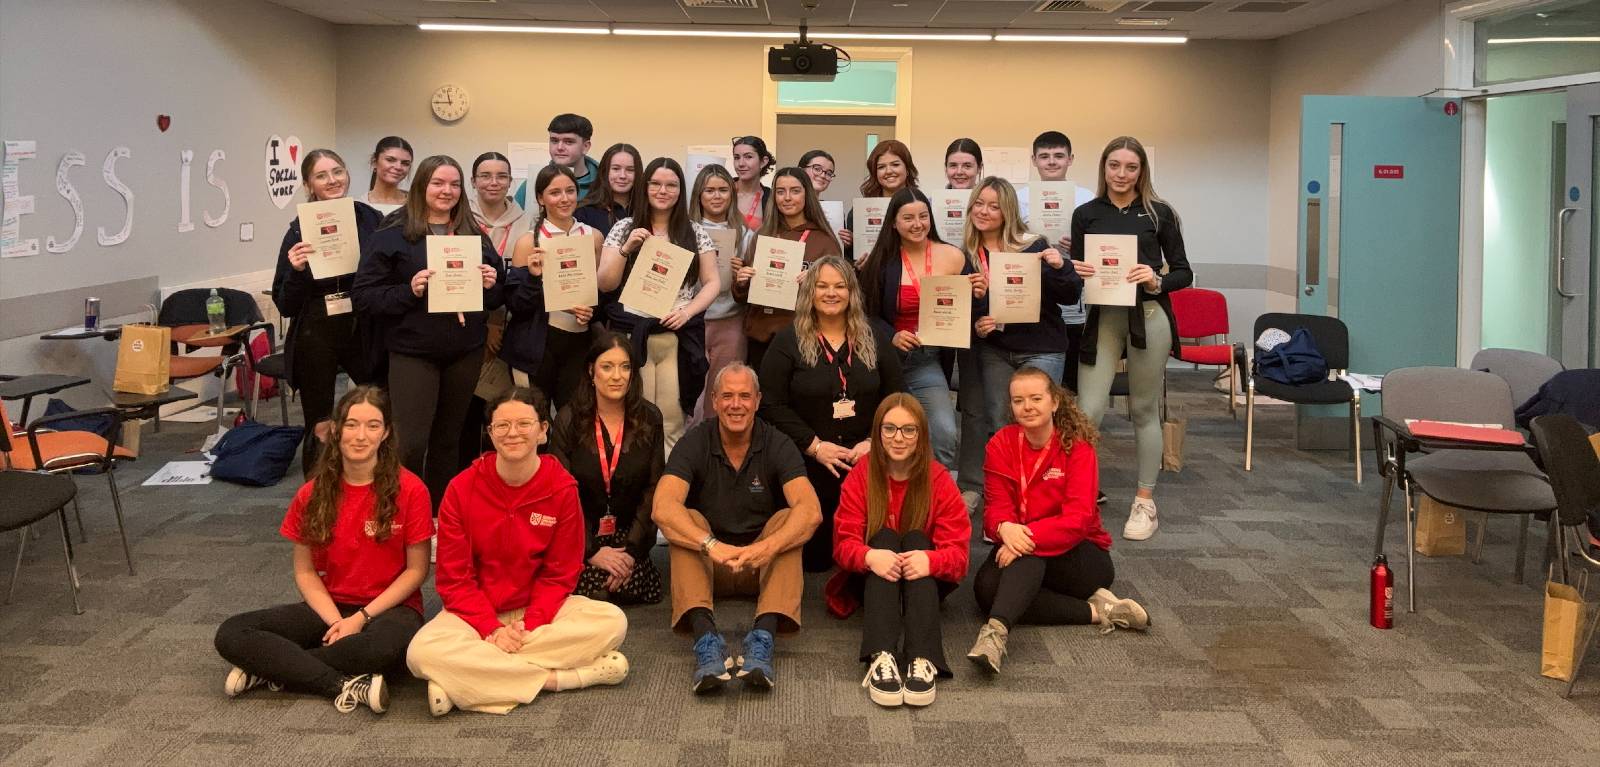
left=475, top=173, right=512, bottom=183
left=805, top=164, right=836, bottom=180
left=880, top=423, right=920, bottom=440
left=489, top=419, right=540, bottom=436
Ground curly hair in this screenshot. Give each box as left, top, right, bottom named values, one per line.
left=1009, top=367, right=1099, bottom=452
left=300, top=386, right=402, bottom=546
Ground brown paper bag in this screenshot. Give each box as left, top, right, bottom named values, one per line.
left=112, top=323, right=171, bottom=395
left=1414, top=496, right=1467, bottom=556
left=1589, top=432, right=1600, bottom=459
left=1542, top=580, right=1587, bottom=681
left=1161, top=418, right=1186, bottom=472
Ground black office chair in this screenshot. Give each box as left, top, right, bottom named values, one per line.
left=1530, top=414, right=1600, bottom=697
left=156, top=288, right=273, bottom=431
left=1, top=426, right=84, bottom=614
left=1242, top=312, right=1361, bottom=483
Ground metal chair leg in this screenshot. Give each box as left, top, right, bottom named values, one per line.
left=1244, top=381, right=1255, bottom=471
left=107, top=468, right=134, bottom=576
left=71, top=491, right=87, bottom=544
left=1514, top=514, right=1530, bottom=585
left=1374, top=473, right=1395, bottom=558
left=1403, top=479, right=1418, bottom=613
left=55, top=506, right=82, bottom=615
left=6, top=528, right=27, bottom=604
left=1351, top=395, right=1362, bottom=485
left=278, top=385, right=289, bottom=427
left=1472, top=513, right=1488, bottom=563
left=1228, top=364, right=1237, bottom=419
left=1565, top=605, right=1600, bottom=698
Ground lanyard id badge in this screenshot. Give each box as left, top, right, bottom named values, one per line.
left=324, top=291, right=353, bottom=316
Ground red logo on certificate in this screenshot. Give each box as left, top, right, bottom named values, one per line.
left=446, top=259, right=464, bottom=269
left=651, top=263, right=669, bottom=275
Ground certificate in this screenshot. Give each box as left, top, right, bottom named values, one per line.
left=933, top=189, right=971, bottom=245
left=426, top=236, right=484, bottom=313
left=619, top=236, right=694, bottom=319
left=916, top=275, right=972, bottom=349
left=820, top=200, right=845, bottom=236
left=745, top=235, right=805, bottom=312
left=851, top=197, right=889, bottom=258
left=1028, top=181, right=1075, bottom=244
left=297, top=198, right=360, bottom=279
left=988, top=251, right=1041, bottom=324
left=1083, top=234, right=1138, bottom=306
left=538, top=234, right=598, bottom=313
left=706, top=227, right=738, bottom=297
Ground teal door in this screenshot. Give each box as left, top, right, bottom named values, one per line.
left=1298, top=96, right=1463, bottom=437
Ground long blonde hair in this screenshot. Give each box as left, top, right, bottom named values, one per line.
left=865, top=394, right=932, bottom=540
left=689, top=163, right=746, bottom=259
left=1095, top=136, right=1172, bottom=231
left=961, top=176, right=1041, bottom=268
left=793, top=255, right=878, bottom=370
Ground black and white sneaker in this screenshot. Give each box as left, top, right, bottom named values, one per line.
left=861, top=651, right=903, bottom=707
left=333, top=674, right=387, bottom=714
left=224, top=666, right=280, bottom=697
left=902, top=658, right=937, bottom=707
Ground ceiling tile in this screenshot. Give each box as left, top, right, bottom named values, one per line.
left=929, top=1, right=1035, bottom=27
left=848, top=0, right=942, bottom=26
left=585, top=0, right=693, bottom=23
left=765, top=0, right=853, bottom=26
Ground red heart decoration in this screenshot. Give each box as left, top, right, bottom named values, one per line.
left=289, top=144, right=298, bottom=163
left=157, top=114, right=171, bottom=132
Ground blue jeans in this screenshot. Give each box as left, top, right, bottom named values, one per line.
left=901, top=346, right=958, bottom=470
left=979, top=346, right=1067, bottom=435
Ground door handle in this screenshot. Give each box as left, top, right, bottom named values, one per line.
left=1555, top=206, right=1581, bottom=298
left=1305, top=197, right=1321, bottom=291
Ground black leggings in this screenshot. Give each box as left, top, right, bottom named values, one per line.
left=803, top=458, right=844, bottom=573
left=973, top=541, right=1114, bottom=627
left=290, top=308, right=370, bottom=476
left=213, top=601, right=422, bottom=697
left=536, top=326, right=591, bottom=414
left=859, top=528, right=952, bottom=673
left=388, top=350, right=480, bottom=510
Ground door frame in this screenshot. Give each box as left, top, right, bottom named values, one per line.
left=760, top=47, right=914, bottom=161
left=1564, top=84, right=1600, bottom=366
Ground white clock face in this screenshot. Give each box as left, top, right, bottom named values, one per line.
left=431, top=84, right=469, bottom=122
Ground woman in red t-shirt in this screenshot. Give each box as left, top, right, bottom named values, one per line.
left=831, top=393, right=970, bottom=709
left=214, top=385, right=433, bottom=714
left=966, top=368, right=1149, bottom=675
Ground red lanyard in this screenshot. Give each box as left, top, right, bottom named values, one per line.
left=743, top=191, right=762, bottom=229
left=975, top=245, right=990, bottom=274
left=1016, top=429, right=1054, bottom=518
left=594, top=416, right=624, bottom=496
left=900, top=247, right=933, bottom=293
left=798, top=229, right=811, bottom=244
left=479, top=223, right=510, bottom=257
left=818, top=334, right=851, bottom=398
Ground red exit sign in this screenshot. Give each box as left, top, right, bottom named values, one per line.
left=1374, top=165, right=1405, bottom=179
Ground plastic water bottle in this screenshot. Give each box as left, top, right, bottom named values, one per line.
left=205, top=288, right=226, bottom=334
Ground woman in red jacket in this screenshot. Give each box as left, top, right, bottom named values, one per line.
left=967, top=367, right=1149, bottom=674
left=831, top=393, right=969, bottom=708
left=406, top=387, right=629, bottom=716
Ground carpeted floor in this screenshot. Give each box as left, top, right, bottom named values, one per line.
left=3, top=371, right=1598, bottom=766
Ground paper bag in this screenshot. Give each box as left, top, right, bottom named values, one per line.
left=1414, top=496, right=1467, bottom=557
left=1161, top=417, right=1186, bottom=472
left=113, top=323, right=171, bottom=395
left=1542, top=580, right=1587, bottom=681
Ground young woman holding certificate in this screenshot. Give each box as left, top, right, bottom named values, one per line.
left=461, top=152, right=527, bottom=464
left=1069, top=137, right=1192, bottom=541
left=597, top=157, right=721, bottom=450
left=575, top=143, right=641, bottom=235
left=690, top=164, right=751, bottom=421
left=733, top=167, right=843, bottom=372
left=832, top=394, right=969, bottom=708
left=941, top=138, right=985, bottom=512
left=273, top=148, right=385, bottom=475
left=840, top=140, right=920, bottom=259
left=731, top=136, right=775, bottom=230
left=214, top=386, right=432, bottom=715
left=757, top=255, right=901, bottom=572
left=858, top=188, right=980, bottom=473
left=360, top=136, right=413, bottom=215
left=966, top=368, right=1148, bottom=674
left=549, top=331, right=666, bottom=605
left=502, top=165, right=603, bottom=413
left=353, top=155, right=504, bottom=509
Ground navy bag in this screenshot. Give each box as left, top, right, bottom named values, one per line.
left=1256, top=328, right=1329, bottom=386
left=209, top=420, right=304, bottom=487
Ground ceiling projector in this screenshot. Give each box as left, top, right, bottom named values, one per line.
left=768, top=23, right=842, bottom=82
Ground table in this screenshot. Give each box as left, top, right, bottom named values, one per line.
left=110, top=387, right=199, bottom=432
left=39, top=325, right=122, bottom=342
left=0, top=374, right=92, bottom=425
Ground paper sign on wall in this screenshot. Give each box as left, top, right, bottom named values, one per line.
left=986, top=146, right=1031, bottom=185
left=2, top=139, right=39, bottom=258
left=508, top=142, right=551, bottom=181
left=264, top=134, right=302, bottom=210
left=687, top=144, right=734, bottom=179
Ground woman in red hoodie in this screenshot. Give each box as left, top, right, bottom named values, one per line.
left=831, top=393, right=969, bottom=709
left=406, top=387, right=629, bottom=716
left=966, top=367, right=1149, bottom=674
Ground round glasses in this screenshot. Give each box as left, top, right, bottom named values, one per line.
left=489, top=419, right=539, bottom=436
left=806, top=164, right=836, bottom=180
left=880, top=423, right=919, bottom=440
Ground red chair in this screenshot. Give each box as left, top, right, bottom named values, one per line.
left=1168, top=288, right=1238, bottom=416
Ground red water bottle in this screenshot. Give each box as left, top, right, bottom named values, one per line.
left=1370, top=554, right=1393, bottom=629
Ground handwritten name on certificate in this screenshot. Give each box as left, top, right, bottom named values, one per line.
left=746, top=235, right=805, bottom=312
left=851, top=198, right=889, bottom=259
left=539, top=234, right=598, bottom=313
left=933, top=189, right=972, bottom=245
left=917, top=275, right=972, bottom=349
left=706, top=227, right=738, bottom=297
left=988, top=251, right=1041, bottom=324
left=297, top=198, right=360, bottom=279
left=1028, top=181, right=1075, bottom=244
left=619, top=236, right=693, bottom=319
left=1083, top=234, right=1137, bottom=306
left=427, top=236, right=484, bottom=313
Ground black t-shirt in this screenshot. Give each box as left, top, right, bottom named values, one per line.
left=664, top=417, right=808, bottom=544
left=548, top=401, right=665, bottom=562
left=758, top=323, right=904, bottom=452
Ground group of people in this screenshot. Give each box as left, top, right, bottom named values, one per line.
left=230, top=112, right=1190, bottom=716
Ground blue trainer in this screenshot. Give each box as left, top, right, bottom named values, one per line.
left=737, top=629, right=775, bottom=690
left=692, top=632, right=732, bottom=694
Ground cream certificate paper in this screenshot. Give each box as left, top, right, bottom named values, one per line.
left=619, top=236, right=694, bottom=318
left=426, top=236, right=483, bottom=313
left=686, top=145, right=734, bottom=180
left=1083, top=234, right=1137, bottom=307
left=1028, top=182, right=1075, bottom=244
left=933, top=189, right=972, bottom=245
left=917, top=275, right=972, bottom=349
left=539, top=234, right=598, bottom=313
left=706, top=227, right=738, bottom=299
left=297, top=198, right=360, bottom=279
left=988, top=252, right=1041, bottom=324
left=820, top=200, right=845, bottom=236
left=851, top=197, right=889, bottom=259
left=746, top=235, right=805, bottom=312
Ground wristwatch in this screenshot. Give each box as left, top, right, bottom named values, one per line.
left=358, top=607, right=373, bottom=623
left=700, top=534, right=719, bottom=554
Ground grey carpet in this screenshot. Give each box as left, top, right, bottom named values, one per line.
left=3, top=371, right=1598, bottom=766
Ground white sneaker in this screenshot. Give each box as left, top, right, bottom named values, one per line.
left=427, top=680, right=453, bottom=717
left=223, top=666, right=281, bottom=697
left=333, top=673, right=387, bottom=714
left=1123, top=498, right=1159, bottom=541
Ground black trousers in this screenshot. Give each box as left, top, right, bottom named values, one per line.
left=535, top=326, right=592, bottom=414
left=213, top=601, right=422, bottom=697
left=745, top=337, right=772, bottom=377
left=803, top=458, right=844, bottom=573
left=859, top=528, right=952, bottom=674
left=1062, top=323, right=1085, bottom=394
left=290, top=308, right=370, bottom=476
left=389, top=350, right=480, bottom=509
left=973, top=541, right=1114, bottom=627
